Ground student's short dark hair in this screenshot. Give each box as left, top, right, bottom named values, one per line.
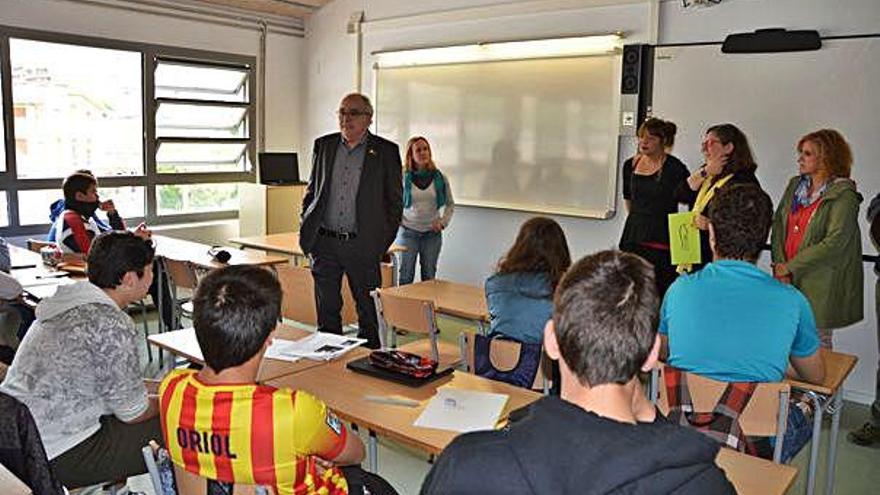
left=707, top=184, right=773, bottom=262
left=62, top=172, right=97, bottom=203
left=193, top=265, right=281, bottom=373
left=87, top=231, right=155, bottom=288
left=552, top=250, right=658, bottom=387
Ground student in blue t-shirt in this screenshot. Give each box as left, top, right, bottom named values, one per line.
left=659, top=184, right=824, bottom=462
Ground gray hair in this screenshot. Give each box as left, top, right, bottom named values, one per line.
left=342, top=92, right=373, bottom=115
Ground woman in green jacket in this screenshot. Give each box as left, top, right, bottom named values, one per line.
left=771, top=129, right=863, bottom=348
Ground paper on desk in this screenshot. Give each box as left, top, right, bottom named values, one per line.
left=263, top=338, right=304, bottom=363
left=414, top=388, right=509, bottom=433
left=267, top=332, right=365, bottom=361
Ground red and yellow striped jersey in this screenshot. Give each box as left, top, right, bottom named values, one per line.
left=159, top=369, right=348, bottom=495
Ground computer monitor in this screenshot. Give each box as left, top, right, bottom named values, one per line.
left=258, top=152, right=303, bottom=185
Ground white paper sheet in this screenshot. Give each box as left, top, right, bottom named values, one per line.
left=267, top=332, right=365, bottom=361
left=263, top=338, right=304, bottom=363
left=414, top=388, right=509, bottom=433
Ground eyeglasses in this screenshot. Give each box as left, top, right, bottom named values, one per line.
left=336, top=109, right=370, bottom=118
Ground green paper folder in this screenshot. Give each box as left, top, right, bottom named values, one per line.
left=668, top=212, right=702, bottom=266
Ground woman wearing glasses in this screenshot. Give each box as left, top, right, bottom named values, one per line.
left=396, top=136, right=455, bottom=284
left=674, top=123, right=761, bottom=272
left=618, top=117, right=689, bottom=296
left=770, top=129, right=863, bottom=348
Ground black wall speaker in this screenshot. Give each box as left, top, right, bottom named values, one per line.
left=620, top=44, right=654, bottom=133
left=621, top=44, right=652, bottom=95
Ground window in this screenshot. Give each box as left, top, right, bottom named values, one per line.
left=18, top=186, right=145, bottom=226
left=0, top=31, right=256, bottom=235
left=157, top=183, right=239, bottom=216
left=10, top=39, right=143, bottom=179
left=154, top=59, right=251, bottom=177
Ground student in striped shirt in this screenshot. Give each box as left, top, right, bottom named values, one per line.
left=159, top=265, right=397, bottom=495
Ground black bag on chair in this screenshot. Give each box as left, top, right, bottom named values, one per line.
left=473, top=334, right=542, bottom=389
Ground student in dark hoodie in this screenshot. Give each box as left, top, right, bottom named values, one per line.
left=484, top=217, right=571, bottom=345
left=422, top=250, right=735, bottom=495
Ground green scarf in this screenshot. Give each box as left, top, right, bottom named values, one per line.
left=403, top=170, right=447, bottom=209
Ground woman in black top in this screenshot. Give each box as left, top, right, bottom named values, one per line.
left=619, top=118, right=690, bottom=296
left=674, top=123, right=761, bottom=271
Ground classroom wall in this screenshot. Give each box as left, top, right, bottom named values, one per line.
left=304, top=0, right=880, bottom=403
left=0, top=0, right=307, bottom=243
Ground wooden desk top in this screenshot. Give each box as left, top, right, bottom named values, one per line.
left=381, top=279, right=488, bottom=322
left=154, top=235, right=288, bottom=269
left=266, top=354, right=540, bottom=455
left=228, top=232, right=406, bottom=256
left=148, top=324, right=324, bottom=382
left=786, top=348, right=858, bottom=396
left=0, top=462, right=31, bottom=495
left=716, top=448, right=797, bottom=495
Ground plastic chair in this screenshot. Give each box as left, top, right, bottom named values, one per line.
left=142, top=441, right=272, bottom=495
left=276, top=262, right=395, bottom=328
left=654, top=364, right=791, bottom=463
left=372, top=289, right=461, bottom=368
left=159, top=257, right=200, bottom=330
left=276, top=264, right=358, bottom=326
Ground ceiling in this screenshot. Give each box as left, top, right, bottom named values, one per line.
left=194, top=0, right=333, bottom=19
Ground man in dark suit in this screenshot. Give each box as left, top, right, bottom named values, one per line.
left=300, top=93, right=403, bottom=348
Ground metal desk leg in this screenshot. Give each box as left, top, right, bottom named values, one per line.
left=805, top=391, right=823, bottom=495
left=825, top=391, right=843, bottom=495
left=368, top=430, right=378, bottom=472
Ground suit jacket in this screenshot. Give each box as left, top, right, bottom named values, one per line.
left=300, top=132, right=403, bottom=262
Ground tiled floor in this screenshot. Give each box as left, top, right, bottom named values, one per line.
left=127, top=312, right=880, bottom=495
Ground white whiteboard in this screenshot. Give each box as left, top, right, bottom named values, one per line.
left=651, top=38, right=880, bottom=225
left=374, top=55, right=621, bottom=218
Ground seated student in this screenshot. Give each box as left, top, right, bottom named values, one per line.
left=484, top=217, right=571, bottom=345
left=422, top=250, right=735, bottom=494
left=0, top=232, right=161, bottom=489
left=53, top=171, right=139, bottom=254
left=659, top=183, right=825, bottom=461
left=46, top=169, right=112, bottom=243
left=159, top=265, right=397, bottom=495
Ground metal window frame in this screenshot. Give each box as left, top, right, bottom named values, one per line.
left=0, top=24, right=257, bottom=237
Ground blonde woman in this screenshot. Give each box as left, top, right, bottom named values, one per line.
left=771, top=129, right=863, bottom=348
left=397, top=136, right=455, bottom=284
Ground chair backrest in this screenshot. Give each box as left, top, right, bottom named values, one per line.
left=379, top=262, right=393, bottom=288
left=461, top=332, right=549, bottom=391
left=162, top=258, right=200, bottom=290
left=277, top=264, right=319, bottom=325
left=142, top=442, right=273, bottom=495
left=276, top=264, right=359, bottom=326
left=377, top=291, right=436, bottom=335
left=375, top=289, right=439, bottom=362
left=174, top=464, right=273, bottom=495
left=26, top=239, right=53, bottom=253
left=655, top=364, right=790, bottom=461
